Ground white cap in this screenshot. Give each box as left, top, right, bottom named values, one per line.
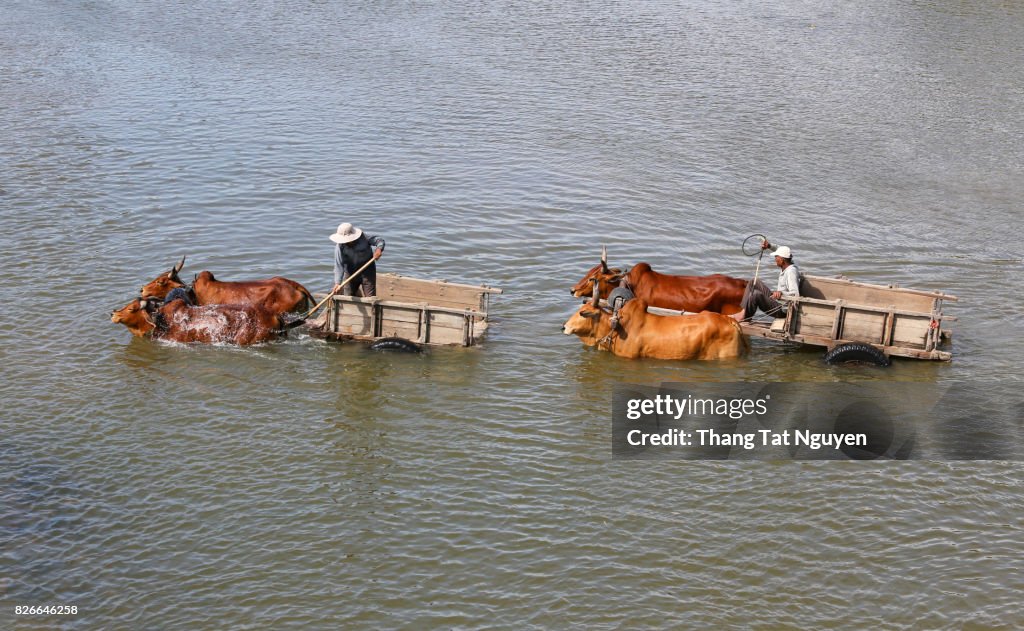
left=772, top=246, right=792, bottom=259
left=329, top=222, right=363, bottom=244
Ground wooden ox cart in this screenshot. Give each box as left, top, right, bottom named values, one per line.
left=740, top=275, right=956, bottom=363
left=309, top=273, right=501, bottom=347
left=644, top=275, right=956, bottom=364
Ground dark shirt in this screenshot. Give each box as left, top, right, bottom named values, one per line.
left=334, top=234, right=385, bottom=286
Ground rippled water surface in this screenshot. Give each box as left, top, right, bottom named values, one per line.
left=3, top=1, right=1023, bottom=628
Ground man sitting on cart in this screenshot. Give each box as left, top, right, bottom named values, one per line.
left=330, top=222, right=385, bottom=297
left=732, top=242, right=800, bottom=322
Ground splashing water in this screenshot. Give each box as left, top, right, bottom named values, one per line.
left=167, top=306, right=256, bottom=343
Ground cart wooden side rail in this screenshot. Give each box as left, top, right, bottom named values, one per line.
left=310, top=273, right=502, bottom=347
left=741, top=275, right=955, bottom=361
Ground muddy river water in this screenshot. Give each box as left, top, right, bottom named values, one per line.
left=2, top=1, right=1023, bottom=627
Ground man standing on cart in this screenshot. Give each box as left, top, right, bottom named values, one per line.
left=330, top=222, right=385, bottom=297
left=732, top=242, right=800, bottom=321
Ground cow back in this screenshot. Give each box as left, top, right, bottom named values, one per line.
left=628, top=263, right=746, bottom=314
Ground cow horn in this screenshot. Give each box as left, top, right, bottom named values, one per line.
left=590, top=278, right=600, bottom=306
left=172, top=255, right=186, bottom=274
left=601, top=245, right=609, bottom=273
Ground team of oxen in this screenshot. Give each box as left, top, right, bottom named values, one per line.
left=111, top=251, right=753, bottom=359
left=110, top=257, right=315, bottom=345
left=563, top=248, right=751, bottom=360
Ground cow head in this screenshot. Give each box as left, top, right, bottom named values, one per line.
left=562, top=304, right=605, bottom=338
left=111, top=298, right=157, bottom=337
left=139, top=256, right=186, bottom=300
left=570, top=246, right=625, bottom=298
left=563, top=282, right=613, bottom=343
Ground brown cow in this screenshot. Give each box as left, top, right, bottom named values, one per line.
left=111, top=297, right=302, bottom=345
left=140, top=257, right=314, bottom=315
left=563, top=297, right=748, bottom=360
left=570, top=249, right=747, bottom=315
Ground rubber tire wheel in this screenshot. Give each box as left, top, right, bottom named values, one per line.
left=823, top=343, right=890, bottom=367
left=368, top=337, right=422, bottom=353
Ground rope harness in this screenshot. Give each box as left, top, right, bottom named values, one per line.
left=136, top=299, right=169, bottom=335
left=596, top=292, right=632, bottom=350
left=596, top=306, right=618, bottom=350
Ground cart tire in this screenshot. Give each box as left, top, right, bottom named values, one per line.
left=369, top=337, right=422, bottom=353
left=824, top=343, right=890, bottom=367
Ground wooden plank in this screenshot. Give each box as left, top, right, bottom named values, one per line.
left=374, top=290, right=483, bottom=311
left=798, top=277, right=828, bottom=300
left=840, top=307, right=886, bottom=344
left=740, top=322, right=784, bottom=339
left=377, top=320, right=421, bottom=340
left=926, top=307, right=940, bottom=351
left=782, top=302, right=795, bottom=336
left=426, top=323, right=466, bottom=346
left=888, top=346, right=952, bottom=361
left=794, top=296, right=938, bottom=319
left=334, top=301, right=376, bottom=316
left=374, top=308, right=474, bottom=345
left=738, top=312, right=951, bottom=360
left=336, top=314, right=373, bottom=335
left=321, top=273, right=498, bottom=315
left=798, top=278, right=937, bottom=313
left=830, top=300, right=845, bottom=340
left=800, top=276, right=940, bottom=311
left=802, top=275, right=956, bottom=303
left=785, top=331, right=950, bottom=360
left=796, top=303, right=835, bottom=337
left=332, top=300, right=375, bottom=335
left=429, top=311, right=468, bottom=329
left=377, top=274, right=497, bottom=310
left=892, top=315, right=930, bottom=348
left=739, top=321, right=774, bottom=336
left=307, top=313, right=479, bottom=348
left=332, top=296, right=483, bottom=318
left=384, top=284, right=482, bottom=306
left=314, top=290, right=488, bottom=315
left=379, top=304, right=427, bottom=324
left=379, top=272, right=503, bottom=295
left=375, top=299, right=481, bottom=317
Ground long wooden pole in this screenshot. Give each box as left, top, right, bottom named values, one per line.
left=302, top=257, right=378, bottom=319
left=752, top=249, right=764, bottom=284
left=752, top=236, right=768, bottom=284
